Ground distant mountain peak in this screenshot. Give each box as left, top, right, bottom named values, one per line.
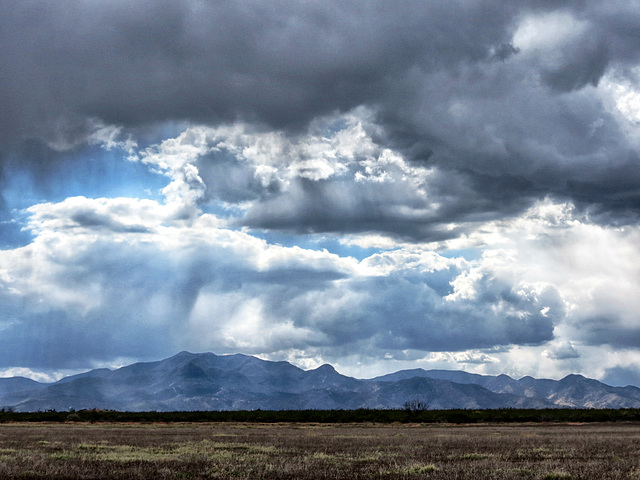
left=2, top=352, right=639, bottom=412
left=312, top=364, right=337, bottom=373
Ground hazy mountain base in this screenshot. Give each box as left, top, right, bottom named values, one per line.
left=1, top=351, right=640, bottom=412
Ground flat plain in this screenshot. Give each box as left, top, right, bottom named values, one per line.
left=0, top=422, right=639, bottom=479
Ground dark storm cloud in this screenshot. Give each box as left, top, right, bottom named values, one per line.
left=240, top=168, right=539, bottom=240
left=264, top=268, right=562, bottom=353
left=0, top=0, right=513, bottom=143
left=195, top=153, right=267, bottom=205
left=2, top=0, right=640, bottom=238
left=579, top=317, right=640, bottom=349
left=547, top=2, right=640, bottom=92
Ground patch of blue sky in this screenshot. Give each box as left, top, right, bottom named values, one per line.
left=439, top=248, right=482, bottom=261
left=322, top=117, right=349, bottom=137
left=64, top=147, right=168, bottom=201
left=3, top=146, right=167, bottom=212
left=250, top=229, right=381, bottom=261
left=0, top=218, right=32, bottom=249
left=1, top=146, right=168, bottom=248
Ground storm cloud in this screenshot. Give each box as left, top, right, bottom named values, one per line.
left=1, top=1, right=639, bottom=241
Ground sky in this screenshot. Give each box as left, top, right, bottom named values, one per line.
left=1, top=0, right=640, bottom=386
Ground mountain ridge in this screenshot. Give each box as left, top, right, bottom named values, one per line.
left=1, top=352, right=639, bottom=412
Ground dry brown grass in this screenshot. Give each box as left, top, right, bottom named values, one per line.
left=0, top=422, right=638, bottom=479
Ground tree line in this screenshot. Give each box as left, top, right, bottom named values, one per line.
left=2, top=408, right=640, bottom=424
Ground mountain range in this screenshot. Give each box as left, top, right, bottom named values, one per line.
left=2, top=351, right=640, bottom=412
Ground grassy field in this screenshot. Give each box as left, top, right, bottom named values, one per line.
left=0, top=422, right=639, bottom=479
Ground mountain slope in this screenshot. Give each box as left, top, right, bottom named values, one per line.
left=1, top=352, right=639, bottom=411
left=0, top=377, right=46, bottom=397
left=370, top=368, right=640, bottom=408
